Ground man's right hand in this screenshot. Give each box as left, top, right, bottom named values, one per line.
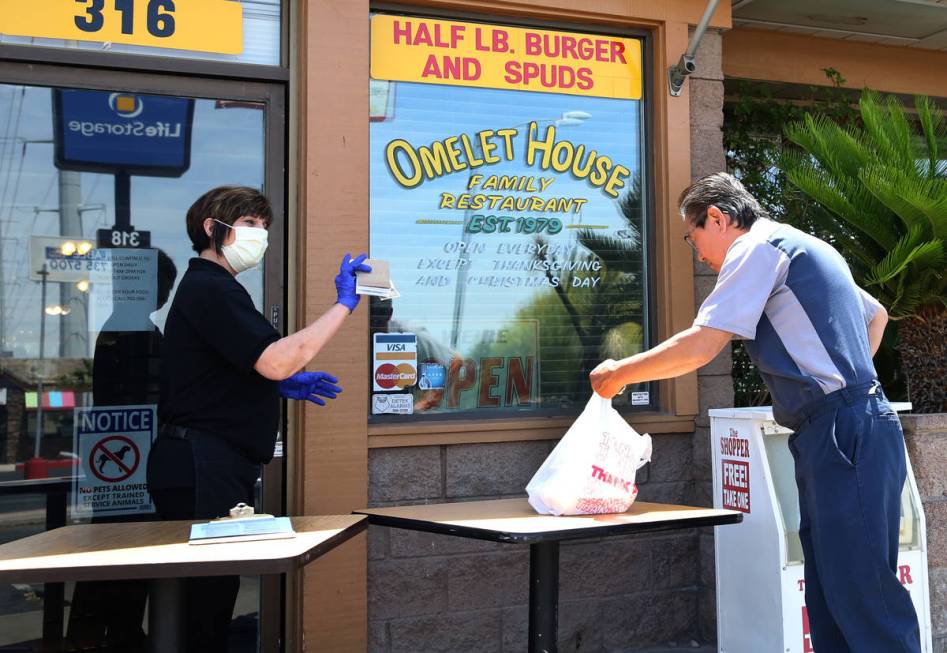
left=590, top=359, right=626, bottom=398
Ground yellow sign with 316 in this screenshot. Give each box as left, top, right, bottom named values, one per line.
left=1, top=0, right=243, bottom=55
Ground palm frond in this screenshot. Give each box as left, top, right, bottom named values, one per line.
left=833, top=172, right=894, bottom=225
left=866, top=238, right=944, bottom=286
left=883, top=95, right=915, bottom=165
left=861, top=166, right=947, bottom=242
left=865, top=226, right=927, bottom=292
left=915, top=95, right=944, bottom=178
left=859, top=165, right=935, bottom=236
left=782, top=157, right=899, bottom=250
left=784, top=114, right=869, bottom=180
left=890, top=277, right=929, bottom=318
left=860, top=90, right=913, bottom=168
left=782, top=88, right=947, bottom=319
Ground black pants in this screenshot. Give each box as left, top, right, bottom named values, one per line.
left=67, top=575, right=149, bottom=651
left=147, top=434, right=260, bottom=653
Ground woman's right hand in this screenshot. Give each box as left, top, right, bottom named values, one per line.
left=335, top=253, right=372, bottom=312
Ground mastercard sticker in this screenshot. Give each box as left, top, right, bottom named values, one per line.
left=373, top=333, right=418, bottom=391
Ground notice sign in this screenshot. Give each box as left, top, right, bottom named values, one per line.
left=89, top=248, right=158, bottom=333
left=373, top=333, right=418, bottom=391
left=371, top=15, right=642, bottom=100
left=721, top=459, right=750, bottom=513
left=73, top=405, right=156, bottom=517
left=2, top=0, right=243, bottom=54
left=54, top=89, right=194, bottom=176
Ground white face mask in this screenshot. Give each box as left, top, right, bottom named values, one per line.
left=214, top=219, right=268, bottom=273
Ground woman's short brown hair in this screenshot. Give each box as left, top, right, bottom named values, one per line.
left=185, top=186, right=273, bottom=254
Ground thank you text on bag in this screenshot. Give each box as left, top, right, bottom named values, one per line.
left=527, top=393, right=652, bottom=516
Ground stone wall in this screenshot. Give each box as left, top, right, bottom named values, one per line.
left=688, top=28, right=731, bottom=644
left=902, top=413, right=947, bottom=652
left=367, top=437, right=707, bottom=653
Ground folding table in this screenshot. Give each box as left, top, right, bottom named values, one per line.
left=357, top=498, right=741, bottom=653
left=0, top=514, right=366, bottom=652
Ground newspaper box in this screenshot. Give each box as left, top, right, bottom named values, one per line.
left=709, top=404, right=932, bottom=653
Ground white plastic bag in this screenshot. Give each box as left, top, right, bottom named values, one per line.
left=526, top=393, right=652, bottom=516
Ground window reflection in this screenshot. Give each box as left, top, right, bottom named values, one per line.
left=0, top=82, right=266, bottom=649
left=368, top=25, right=650, bottom=419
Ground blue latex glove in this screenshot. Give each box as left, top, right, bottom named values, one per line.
left=335, top=252, right=372, bottom=312
left=278, top=371, right=343, bottom=406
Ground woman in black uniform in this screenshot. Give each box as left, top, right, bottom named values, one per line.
left=147, top=186, right=368, bottom=651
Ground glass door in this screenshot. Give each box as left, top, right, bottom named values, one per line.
left=0, top=63, right=285, bottom=652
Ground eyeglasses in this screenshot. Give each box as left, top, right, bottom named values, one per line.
left=683, top=208, right=730, bottom=254
left=683, top=231, right=698, bottom=253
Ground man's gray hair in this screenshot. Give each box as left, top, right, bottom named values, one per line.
left=678, top=172, right=768, bottom=230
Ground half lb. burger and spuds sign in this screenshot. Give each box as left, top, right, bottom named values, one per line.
left=371, top=16, right=642, bottom=100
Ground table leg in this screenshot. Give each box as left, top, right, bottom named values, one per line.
left=528, top=541, right=559, bottom=653
left=148, top=578, right=184, bottom=653
left=42, top=491, right=67, bottom=645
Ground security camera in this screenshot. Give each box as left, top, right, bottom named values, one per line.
left=680, top=55, right=697, bottom=74
left=668, top=54, right=698, bottom=97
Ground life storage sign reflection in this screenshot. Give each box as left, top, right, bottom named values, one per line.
left=2, top=0, right=243, bottom=54
left=54, top=89, right=194, bottom=176
left=374, top=333, right=418, bottom=391
left=370, top=15, right=642, bottom=100
left=72, top=405, right=156, bottom=517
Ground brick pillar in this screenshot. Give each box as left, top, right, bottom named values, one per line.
left=686, top=28, right=733, bottom=645
left=902, top=413, right=947, bottom=650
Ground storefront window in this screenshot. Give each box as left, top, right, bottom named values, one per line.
left=0, top=81, right=267, bottom=647
left=369, top=15, right=651, bottom=419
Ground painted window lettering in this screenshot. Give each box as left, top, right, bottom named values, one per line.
left=370, top=14, right=649, bottom=417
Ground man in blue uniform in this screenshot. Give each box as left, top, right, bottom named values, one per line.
left=591, top=172, right=921, bottom=652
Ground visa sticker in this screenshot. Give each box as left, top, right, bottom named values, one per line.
left=373, top=333, right=417, bottom=391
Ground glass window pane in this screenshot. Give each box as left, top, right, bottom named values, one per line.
left=0, top=82, right=266, bottom=649
left=369, top=17, right=650, bottom=419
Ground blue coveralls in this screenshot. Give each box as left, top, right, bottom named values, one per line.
left=694, top=218, right=921, bottom=652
